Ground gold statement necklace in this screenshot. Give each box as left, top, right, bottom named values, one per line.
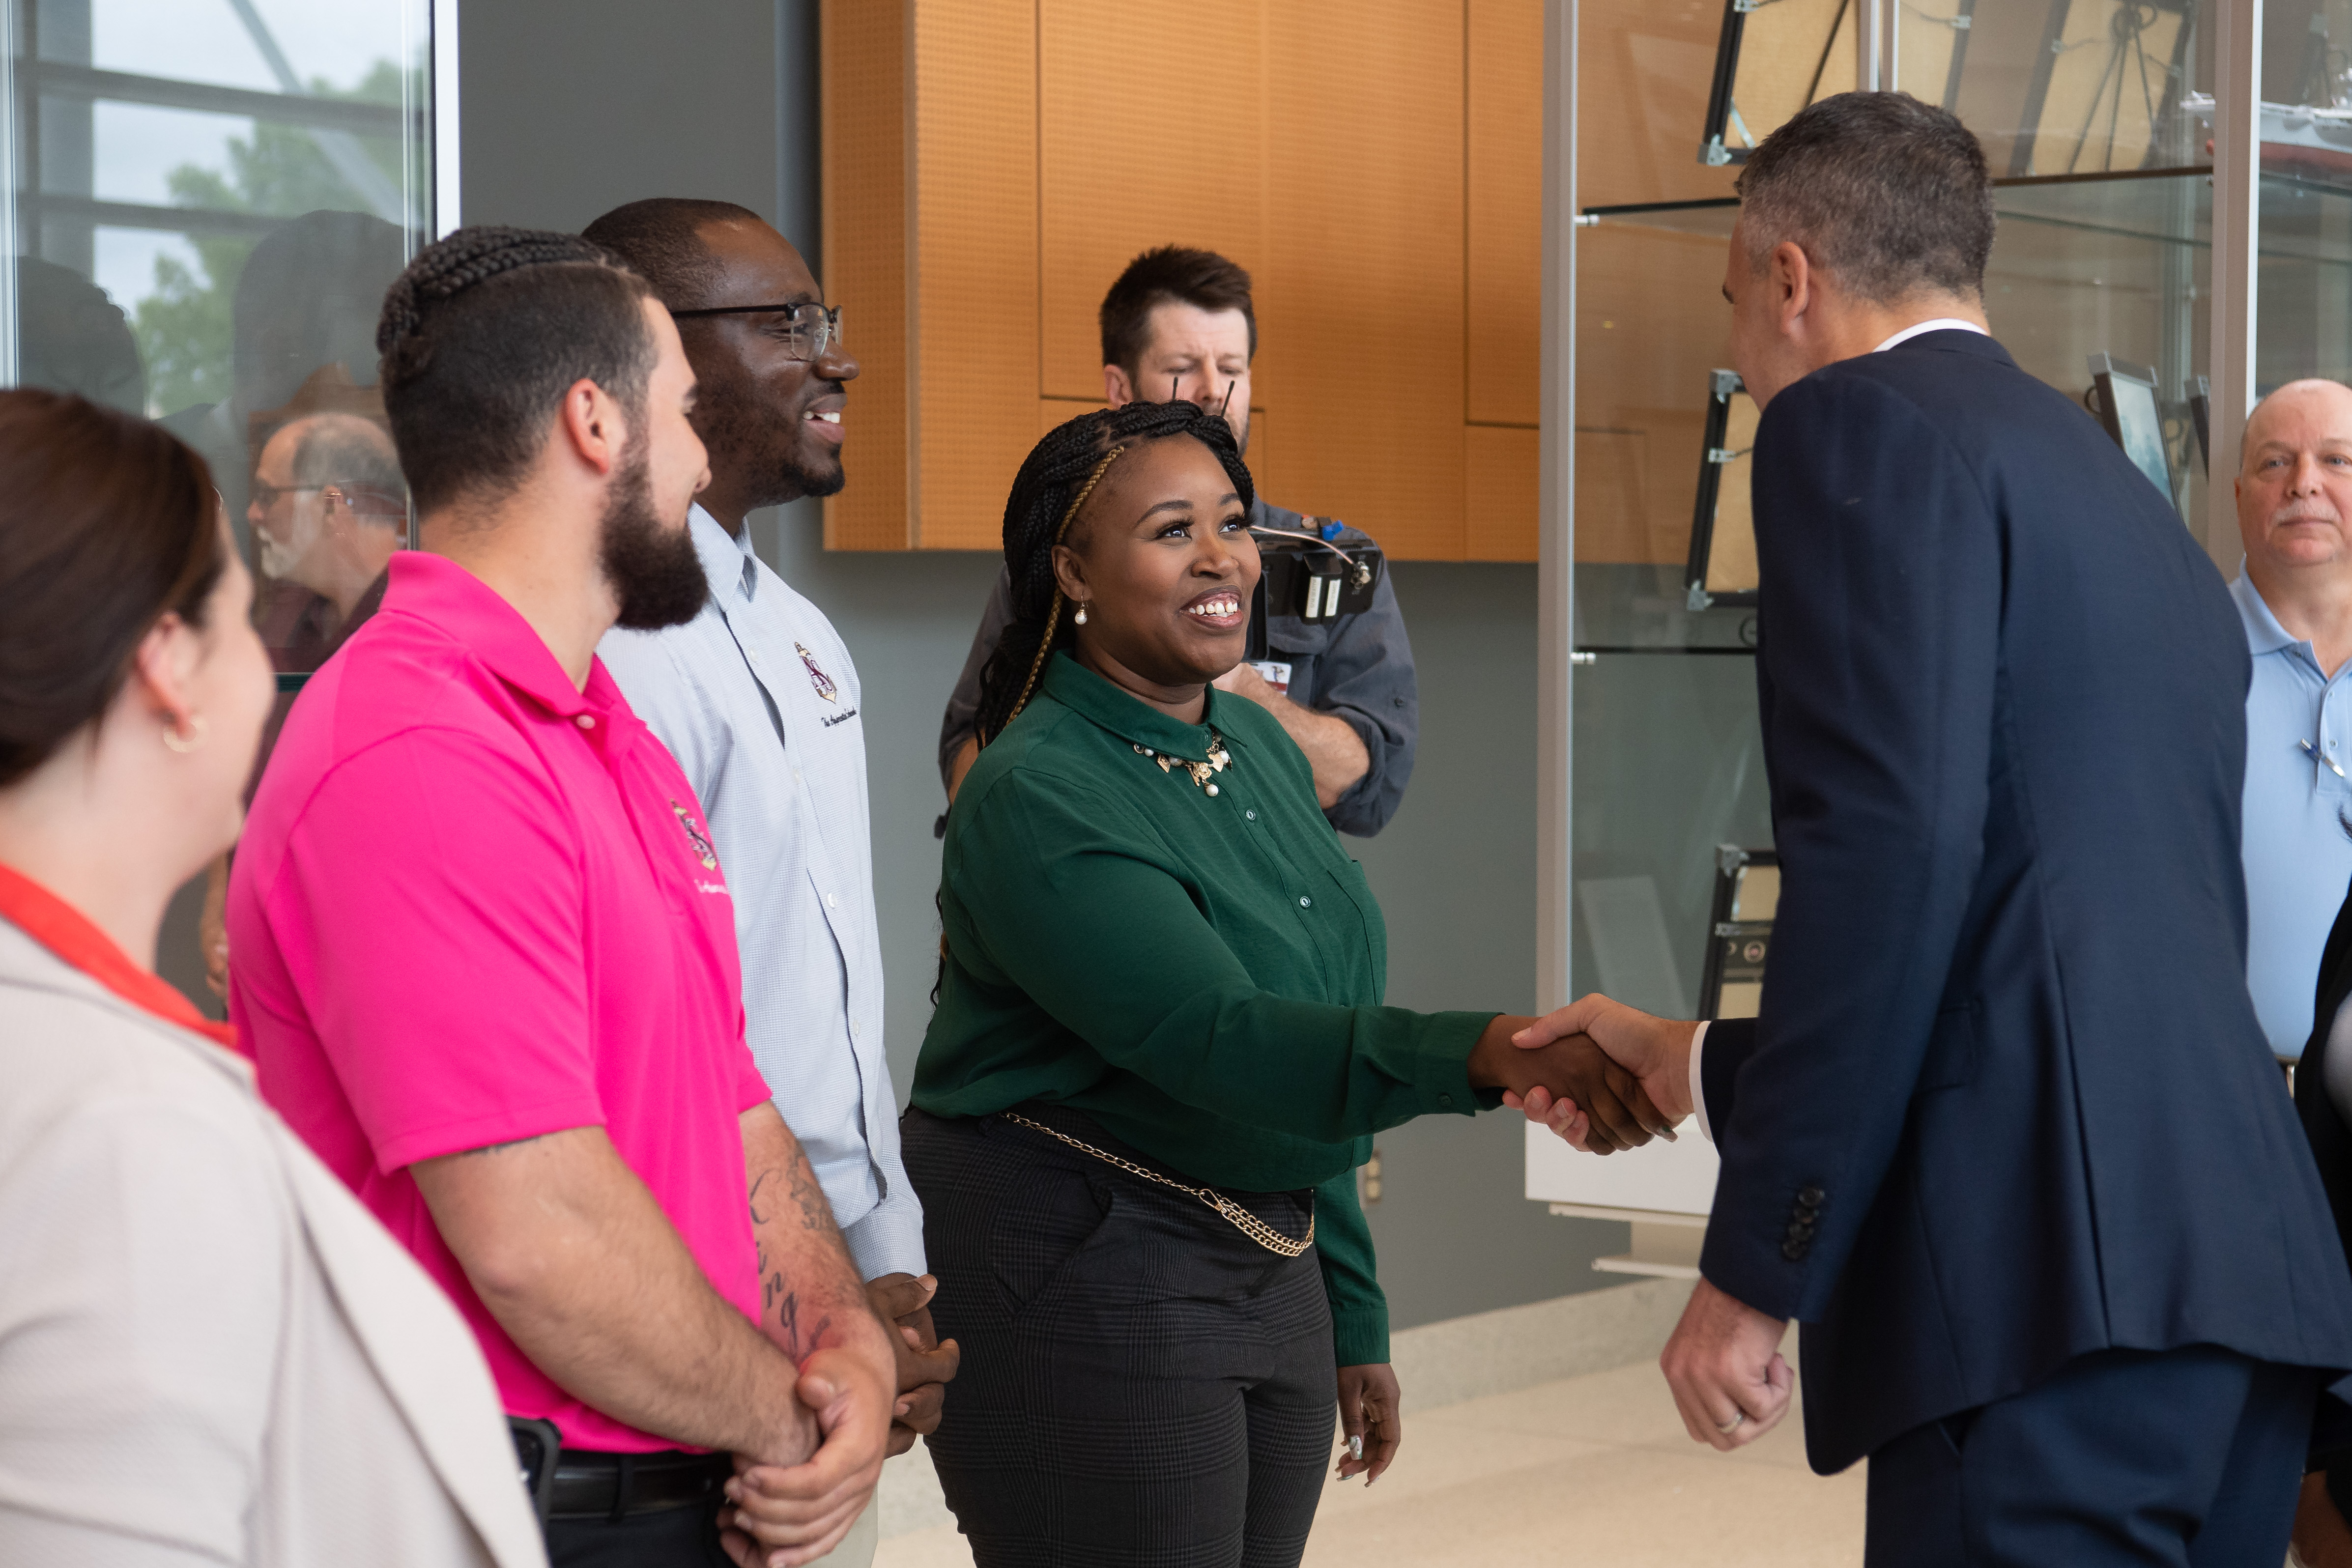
left=1132, top=727, right=1233, bottom=796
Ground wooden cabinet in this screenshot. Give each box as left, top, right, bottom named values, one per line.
left=819, top=0, right=1547, bottom=559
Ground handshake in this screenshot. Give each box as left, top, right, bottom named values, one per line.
left=1463, top=994, right=1705, bottom=1155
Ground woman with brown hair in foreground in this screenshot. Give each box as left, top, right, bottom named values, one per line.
left=0, top=389, right=544, bottom=1568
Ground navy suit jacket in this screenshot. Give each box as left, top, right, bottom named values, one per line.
left=1701, top=330, right=2352, bottom=1475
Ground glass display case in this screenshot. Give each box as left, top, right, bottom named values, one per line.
left=1548, top=0, right=2352, bottom=1238
left=1533, top=0, right=2352, bottom=1251
left=3, top=0, right=442, bottom=1012
left=1559, top=0, right=2352, bottom=1026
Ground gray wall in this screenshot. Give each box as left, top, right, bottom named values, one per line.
left=463, top=0, right=1625, bottom=1332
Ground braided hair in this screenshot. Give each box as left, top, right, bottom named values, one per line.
left=973, top=399, right=1255, bottom=747
left=374, top=226, right=655, bottom=513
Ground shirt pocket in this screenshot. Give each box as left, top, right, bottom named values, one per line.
left=1295, top=861, right=1386, bottom=1002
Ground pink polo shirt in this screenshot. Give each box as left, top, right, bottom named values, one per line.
left=227, top=552, right=771, bottom=1453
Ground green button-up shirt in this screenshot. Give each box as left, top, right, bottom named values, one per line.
left=914, top=653, right=1494, bottom=1364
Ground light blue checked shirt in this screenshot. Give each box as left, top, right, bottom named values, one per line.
left=599, top=507, right=922, bottom=1279
left=2234, top=571, right=2352, bottom=1061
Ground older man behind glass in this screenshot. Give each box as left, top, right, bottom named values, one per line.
left=248, top=411, right=407, bottom=631
left=2232, top=379, right=2352, bottom=1065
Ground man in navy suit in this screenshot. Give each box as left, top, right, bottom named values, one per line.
left=1513, top=93, right=2352, bottom=1563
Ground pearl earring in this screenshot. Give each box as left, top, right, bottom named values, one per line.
left=1074, top=603, right=1089, bottom=626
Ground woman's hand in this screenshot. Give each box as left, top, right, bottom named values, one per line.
left=1335, top=1363, right=1401, bottom=1484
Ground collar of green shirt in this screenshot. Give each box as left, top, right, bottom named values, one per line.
left=1038, top=651, right=1249, bottom=764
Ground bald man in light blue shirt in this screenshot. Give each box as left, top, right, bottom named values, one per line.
left=2234, top=379, right=2352, bottom=1060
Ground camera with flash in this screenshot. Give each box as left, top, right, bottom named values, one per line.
left=1243, top=521, right=1383, bottom=662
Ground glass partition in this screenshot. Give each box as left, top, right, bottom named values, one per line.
left=1550, top=0, right=2352, bottom=1229
left=7, top=0, right=438, bottom=1011
left=1571, top=0, right=2240, bottom=1045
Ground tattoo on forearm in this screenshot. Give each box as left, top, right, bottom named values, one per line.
left=748, top=1146, right=847, bottom=1360
left=776, top=1291, right=833, bottom=1363
left=786, top=1150, right=841, bottom=1238
left=457, top=1134, right=548, bottom=1158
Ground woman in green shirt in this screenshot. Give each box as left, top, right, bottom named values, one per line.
left=904, top=399, right=1665, bottom=1567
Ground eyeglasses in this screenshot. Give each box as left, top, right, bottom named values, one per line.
left=667, top=301, right=843, bottom=362
left=250, top=480, right=396, bottom=513
left=249, top=479, right=337, bottom=511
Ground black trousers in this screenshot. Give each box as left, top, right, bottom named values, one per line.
left=1864, top=1344, right=2319, bottom=1567
left=544, top=1500, right=733, bottom=1568
left=903, top=1108, right=1337, bottom=1568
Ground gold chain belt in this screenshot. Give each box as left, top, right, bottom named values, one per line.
left=999, top=1112, right=1315, bottom=1258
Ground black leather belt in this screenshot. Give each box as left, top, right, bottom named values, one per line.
left=547, top=1448, right=733, bottom=1521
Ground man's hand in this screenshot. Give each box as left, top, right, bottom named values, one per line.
left=721, top=1348, right=894, bottom=1568
left=1211, top=660, right=1275, bottom=699
left=1334, top=1363, right=1402, bottom=1485
left=865, top=1272, right=960, bottom=1457
left=1660, top=1277, right=1793, bottom=1451
left=2294, top=1472, right=2352, bottom=1568
left=1212, top=661, right=1371, bottom=808
left=1502, top=994, right=1699, bottom=1149
left=1467, top=1013, right=1675, bottom=1154
left=201, top=853, right=231, bottom=999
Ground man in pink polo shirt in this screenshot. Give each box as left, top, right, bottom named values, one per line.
left=227, top=228, right=893, bottom=1568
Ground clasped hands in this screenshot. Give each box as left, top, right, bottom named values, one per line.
left=718, top=1275, right=960, bottom=1568
left=1488, top=993, right=1797, bottom=1454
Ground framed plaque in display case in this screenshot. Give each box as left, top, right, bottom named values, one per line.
left=1700, top=0, right=1857, bottom=165
left=1684, top=369, right=1761, bottom=611
left=1698, top=847, right=1779, bottom=1021
left=2086, top=351, right=2178, bottom=504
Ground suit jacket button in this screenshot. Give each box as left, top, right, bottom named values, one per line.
left=1798, top=1185, right=1826, bottom=1207
left=1782, top=1240, right=1807, bottom=1261
left=1787, top=1220, right=1815, bottom=1241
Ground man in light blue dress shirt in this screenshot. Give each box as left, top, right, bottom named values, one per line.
left=584, top=202, right=958, bottom=1556
left=2233, top=379, right=2352, bottom=1061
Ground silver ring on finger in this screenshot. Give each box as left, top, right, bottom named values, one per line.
left=1716, top=1409, right=1747, bottom=1436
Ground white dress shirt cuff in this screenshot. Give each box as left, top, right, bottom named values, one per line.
left=842, top=1195, right=930, bottom=1283
left=1689, top=1021, right=1714, bottom=1144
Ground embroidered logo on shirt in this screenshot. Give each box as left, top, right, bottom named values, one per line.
left=670, top=799, right=719, bottom=870
left=796, top=641, right=839, bottom=702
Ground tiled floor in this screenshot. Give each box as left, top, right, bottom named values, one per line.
left=874, top=1357, right=1865, bottom=1567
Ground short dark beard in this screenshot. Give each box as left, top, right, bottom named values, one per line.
left=690, top=356, right=847, bottom=507
left=600, top=435, right=708, bottom=630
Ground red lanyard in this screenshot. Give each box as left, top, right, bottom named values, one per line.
left=0, top=861, right=238, bottom=1051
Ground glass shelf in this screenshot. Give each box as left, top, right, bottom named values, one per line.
left=1574, top=163, right=2296, bottom=640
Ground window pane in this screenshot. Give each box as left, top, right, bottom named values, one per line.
left=9, top=0, right=434, bottom=1014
